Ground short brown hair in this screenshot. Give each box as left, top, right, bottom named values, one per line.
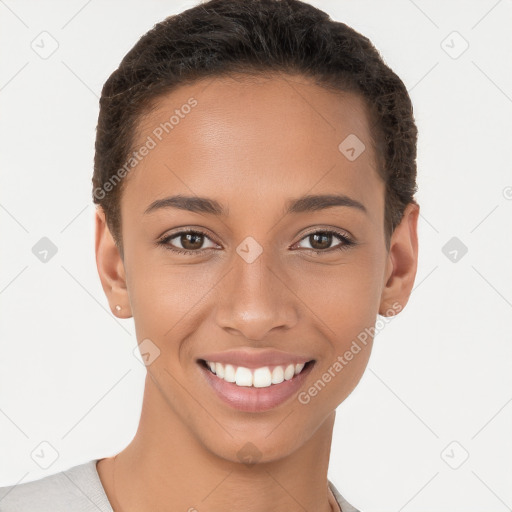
left=92, top=0, right=418, bottom=255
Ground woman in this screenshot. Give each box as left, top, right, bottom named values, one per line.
left=0, top=0, right=419, bottom=510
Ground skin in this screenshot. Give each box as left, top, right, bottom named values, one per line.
left=94, top=73, right=419, bottom=512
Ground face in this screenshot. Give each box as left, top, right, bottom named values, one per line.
left=96, top=73, right=418, bottom=463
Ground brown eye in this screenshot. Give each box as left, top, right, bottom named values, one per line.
left=295, top=229, right=355, bottom=253
left=180, top=232, right=205, bottom=250
left=308, top=232, right=333, bottom=251
left=158, top=229, right=218, bottom=255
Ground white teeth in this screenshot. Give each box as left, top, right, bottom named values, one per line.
left=284, top=364, right=295, bottom=380
left=271, top=366, right=284, bottom=384
left=224, top=364, right=236, bottom=383
left=253, top=367, right=272, bottom=388
left=215, top=362, right=225, bottom=379
left=235, top=366, right=253, bottom=387
left=204, top=360, right=309, bottom=388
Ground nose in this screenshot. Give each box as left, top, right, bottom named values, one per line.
left=214, top=250, right=299, bottom=341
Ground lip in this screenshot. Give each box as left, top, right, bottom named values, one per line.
left=196, top=348, right=312, bottom=369
left=197, top=358, right=315, bottom=413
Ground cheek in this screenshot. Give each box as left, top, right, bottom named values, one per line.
left=295, top=273, right=376, bottom=388
left=126, top=237, right=386, bottom=357
left=294, top=250, right=386, bottom=337
left=125, top=249, right=220, bottom=342
left=294, top=267, right=379, bottom=411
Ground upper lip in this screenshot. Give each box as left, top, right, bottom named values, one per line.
left=197, top=349, right=314, bottom=369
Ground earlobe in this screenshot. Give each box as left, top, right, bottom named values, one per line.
left=378, top=202, right=420, bottom=317
left=94, top=206, right=132, bottom=319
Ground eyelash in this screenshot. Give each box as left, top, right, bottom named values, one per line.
left=156, top=228, right=356, bottom=256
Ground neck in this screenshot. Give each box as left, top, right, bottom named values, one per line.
left=99, top=373, right=338, bottom=512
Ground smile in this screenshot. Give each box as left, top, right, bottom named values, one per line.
left=202, top=359, right=310, bottom=388
left=198, top=359, right=316, bottom=412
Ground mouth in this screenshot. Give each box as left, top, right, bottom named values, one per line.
left=199, top=359, right=314, bottom=387
left=197, top=358, right=316, bottom=412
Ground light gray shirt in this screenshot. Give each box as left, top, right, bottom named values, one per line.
left=0, top=459, right=360, bottom=511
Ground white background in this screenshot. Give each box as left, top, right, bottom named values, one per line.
left=0, top=1, right=511, bottom=511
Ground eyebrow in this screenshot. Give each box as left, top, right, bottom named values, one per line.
left=144, top=193, right=367, bottom=216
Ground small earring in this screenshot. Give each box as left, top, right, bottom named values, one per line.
left=115, top=305, right=122, bottom=311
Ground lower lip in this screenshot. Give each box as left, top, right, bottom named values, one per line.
left=198, top=360, right=315, bottom=413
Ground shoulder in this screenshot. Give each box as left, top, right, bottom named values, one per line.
left=0, top=459, right=113, bottom=512
left=329, top=479, right=361, bottom=512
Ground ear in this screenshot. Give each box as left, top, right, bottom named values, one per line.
left=378, top=202, right=420, bottom=317
left=95, top=206, right=132, bottom=318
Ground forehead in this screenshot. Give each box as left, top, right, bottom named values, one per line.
left=122, top=73, right=383, bottom=223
